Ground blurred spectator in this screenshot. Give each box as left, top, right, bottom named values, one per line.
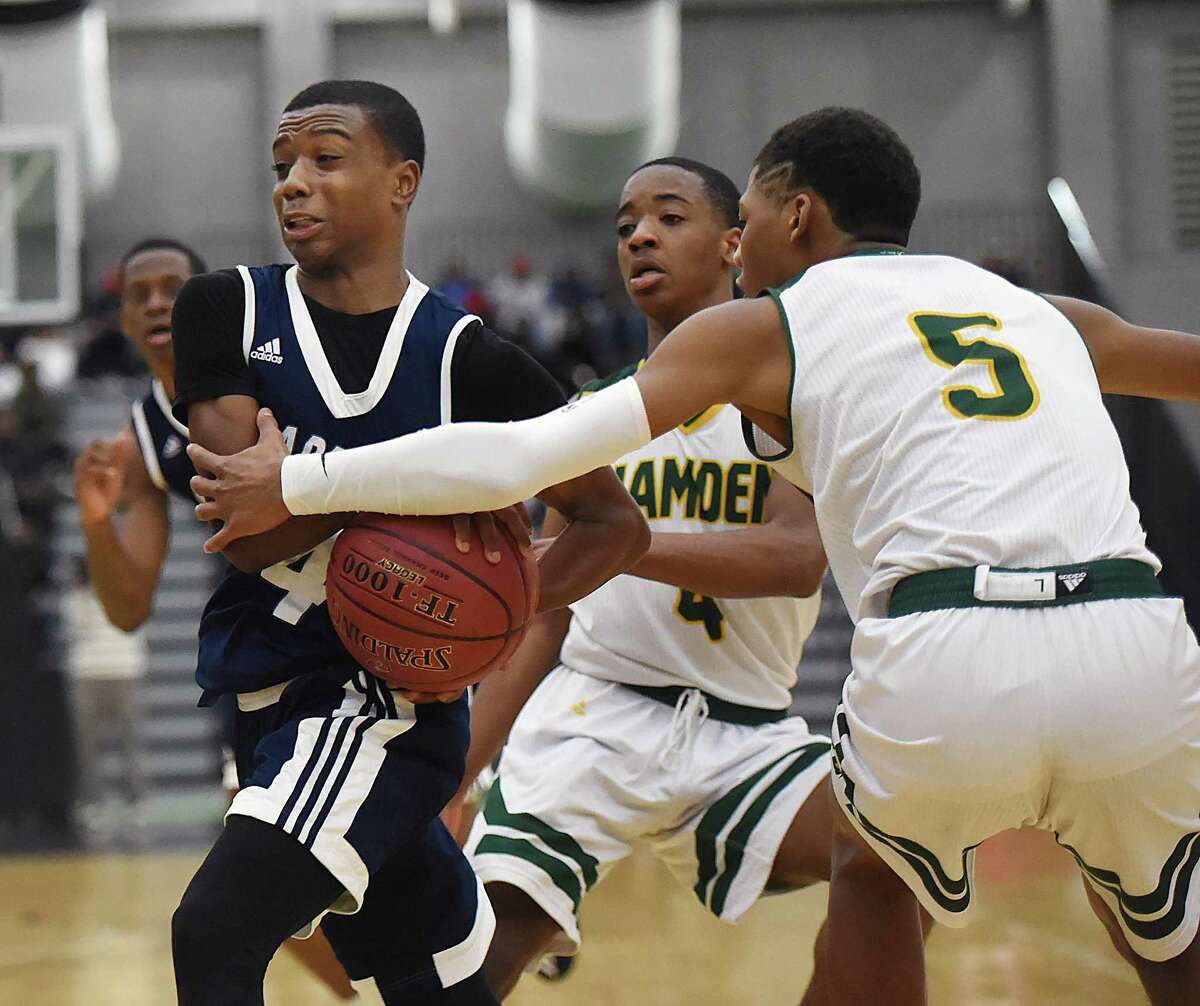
left=487, top=254, right=551, bottom=353
left=1, top=362, right=68, bottom=551
left=436, top=257, right=494, bottom=326
left=63, top=555, right=147, bottom=846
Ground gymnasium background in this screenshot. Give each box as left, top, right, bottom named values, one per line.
left=0, top=1, right=1197, bottom=1003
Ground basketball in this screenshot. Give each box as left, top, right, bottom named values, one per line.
left=325, top=513, right=539, bottom=693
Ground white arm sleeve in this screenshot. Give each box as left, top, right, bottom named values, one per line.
left=281, top=377, right=651, bottom=516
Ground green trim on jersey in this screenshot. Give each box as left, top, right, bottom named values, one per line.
left=842, top=248, right=909, bottom=260
left=576, top=361, right=640, bottom=398
left=579, top=358, right=722, bottom=430
left=741, top=285, right=797, bottom=464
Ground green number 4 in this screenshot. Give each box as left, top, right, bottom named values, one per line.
left=676, top=590, right=725, bottom=642
left=909, top=312, right=1040, bottom=421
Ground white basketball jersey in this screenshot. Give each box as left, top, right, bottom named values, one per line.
left=752, top=251, right=1157, bottom=622
left=561, top=401, right=821, bottom=709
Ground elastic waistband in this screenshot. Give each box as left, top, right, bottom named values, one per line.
left=622, top=682, right=788, bottom=725
left=887, top=559, right=1162, bottom=618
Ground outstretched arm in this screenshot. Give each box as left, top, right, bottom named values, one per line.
left=1046, top=295, right=1200, bottom=401
left=189, top=297, right=789, bottom=549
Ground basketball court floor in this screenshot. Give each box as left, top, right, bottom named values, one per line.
left=0, top=828, right=1148, bottom=1004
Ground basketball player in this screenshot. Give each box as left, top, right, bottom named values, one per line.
left=73, top=237, right=359, bottom=1001
left=193, top=107, right=1200, bottom=1003
left=74, top=239, right=206, bottom=632
left=168, top=80, right=646, bottom=1006
left=439, top=157, right=847, bottom=1002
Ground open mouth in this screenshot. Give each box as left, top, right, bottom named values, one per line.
left=629, top=260, right=667, bottom=292
left=147, top=324, right=172, bottom=347
left=283, top=215, right=324, bottom=241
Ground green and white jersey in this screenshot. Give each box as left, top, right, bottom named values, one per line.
left=562, top=370, right=821, bottom=710
left=748, top=251, right=1158, bottom=622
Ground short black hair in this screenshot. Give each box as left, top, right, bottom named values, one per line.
left=753, top=108, right=921, bottom=246
left=632, top=157, right=741, bottom=229
left=284, top=80, right=425, bottom=170
left=119, top=238, right=206, bottom=279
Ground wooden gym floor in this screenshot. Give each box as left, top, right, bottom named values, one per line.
left=0, top=829, right=1148, bottom=1005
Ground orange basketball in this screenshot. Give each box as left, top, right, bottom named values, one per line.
left=326, top=514, right=539, bottom=692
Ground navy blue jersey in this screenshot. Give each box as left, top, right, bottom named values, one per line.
left=131, top=381, right=197, bottom=503
left=195, top=265, right=481, bottom=703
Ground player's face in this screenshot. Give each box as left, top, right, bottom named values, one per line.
left=120, top=248, right=193, bottom=370
left=735, top=168, right=801, bottom=297
left=271, top=104, right=415, bottom=272
left=615, top=166, right=737, bottom=320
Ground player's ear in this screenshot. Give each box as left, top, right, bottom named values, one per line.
left=392, top=160, right=421, bottom=209
left=719, top=226, right=742, bottom=270
left=787, top=192, right=814, bottom=243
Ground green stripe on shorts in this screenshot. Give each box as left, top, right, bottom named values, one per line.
left=832, top=708, right=973, bottom=914
left=1058, top=831, right=1200, bottom=943
left=473, top=834, right=584, bottom=912
left=694, top=745, right=823, bottom=911
left=709, top=742, right=830, bottom=916
left=482, top=779, right=600, bottom=889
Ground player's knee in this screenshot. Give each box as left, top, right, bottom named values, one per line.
left=172, top=887, right=226, bottom=964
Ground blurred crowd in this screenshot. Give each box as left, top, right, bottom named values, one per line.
left=436, top=255, right=645, bottom=390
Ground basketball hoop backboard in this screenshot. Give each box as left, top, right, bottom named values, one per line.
left=0, top=127, right=81, bottom=326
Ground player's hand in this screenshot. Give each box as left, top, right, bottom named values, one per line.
left=189, top=409, right=291, bottom=553
left=74, top=433, right=132, bottom=527
left=453, top=505, right=534, bottom=564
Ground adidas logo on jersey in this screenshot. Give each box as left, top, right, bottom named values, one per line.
left=163, top=435, right=183, bottom=459
left=250, top=338, right=284, bottom=365
left=1058, top=571, right=1089, bottom=593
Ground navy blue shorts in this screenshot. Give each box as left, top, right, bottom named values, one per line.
left=227, top=671, right=494, bottom=988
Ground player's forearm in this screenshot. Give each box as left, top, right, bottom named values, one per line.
left=1093, top=325, right=1200, bottom=401
left=456, top=608, right=572, bottom=797
left=535, top=503, right=649, bottom=611
left=219, top=513, right=349, bottom=573
left=80, top=517, right=158, bottom=630
left=283, top=380, right=651, bottom=518
left=629, top=528, right=825, bottom=599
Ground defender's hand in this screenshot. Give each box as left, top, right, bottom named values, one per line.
left=452, top=505, right=534, bottom=564
left=75, top=434, right=132, bottom=526
left=188, top=408, right=291, bottom=553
